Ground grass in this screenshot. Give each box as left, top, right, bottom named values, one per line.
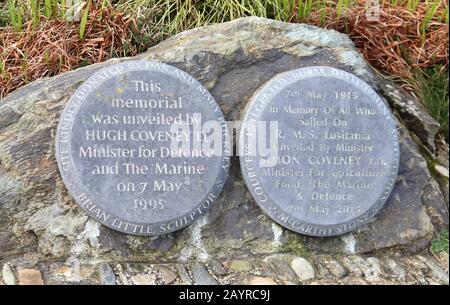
left=431, top=229, right=449, bottom=253
left=1, top=0, right=449, bottom=142
left=414, top=66, right=449, bottom=142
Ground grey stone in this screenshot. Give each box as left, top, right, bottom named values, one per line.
left=441, top=181, right=449, bottom=206
left=0, top=17, right=442, bottom=268
left=314, top=260, right=331, bottom=279
left=191, top=263, right=218, bottom=285
left=228, top=260, right=253, bottom=272
left=18, top=268, right=44, bottom=285
left=99, top=263, right=116, bottom=285
left=114, top=263, right=131, bottom=285
left=252, top=260, right=278, bottom=278
left=436, top=252, right=449, bottom=272
left=405, top=267, right=428, bottom=285
left=431, top=158, right=449, bottom=208
left=290, top=257, right=315, bottom=282
left=406, top=256, right=430, bottom=271
left=347, top=124, right=435, bottom=253
left=426, top=277, right=443, bottom=285
left=46, top=262, right=98, bottom=284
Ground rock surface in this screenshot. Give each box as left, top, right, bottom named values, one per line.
left=99, top=263, right=116, bottom=285
left=17, top=269, right=44, bottom=285
left=0, top=17, right=448, bottom=284
left=378, top=81, right=440, bottom=155
left=290, top=257, right=315, bottom=282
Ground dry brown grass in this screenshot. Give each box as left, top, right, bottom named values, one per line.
left=0, top=4, right=143, bottom=98
left=298, top=1, right=449, bottom=82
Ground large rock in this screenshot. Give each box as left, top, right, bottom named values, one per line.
left=379, top=82, right=440, bottom=155
left=0, top=17, right=447, bottom=267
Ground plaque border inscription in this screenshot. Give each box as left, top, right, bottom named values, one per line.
left=56, top=60, right=230, bottom=236
left=239, top=66, right=400, bottom=237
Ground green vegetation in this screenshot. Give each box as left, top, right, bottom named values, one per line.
left=8, top=0, right=23, bottom=32
left=7, top=0, right=69, bottom=27
left=420, top=0, right=442, bottom=39
left=4, top=0, right=447, bottom=33
left=0, top=60, right=5, bottom=81
left=297, top=0, right=315, bottom=20
left=0, top=7, right=8, bottom=27
left=406, top=0, right=421, bottom=11
left=3, top=0, right=446, bottom=43
left=113, top=0, right=447, bottom=30
left=431, top=229, right=449, bottom=253
left=114, top=0, right=297, bottom=43
left=78, top=0, right=90, bottom=40
left=414, top=66, right=449, bottom=142
left=115, top=0, right=355, bottom=39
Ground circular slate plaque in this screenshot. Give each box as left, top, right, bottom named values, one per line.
left=56, top=60, right=230, bottom=235
left=240, top=66, right=399, bottom=236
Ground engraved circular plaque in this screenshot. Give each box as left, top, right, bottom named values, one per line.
left=240, top=66, right=399, bottom=236
left=56, top=60, right=230, bottom=235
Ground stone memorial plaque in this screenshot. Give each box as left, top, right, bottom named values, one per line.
left=240, top=66, right=399, bottom=236
left=56, top=60, right=230, bottom=235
